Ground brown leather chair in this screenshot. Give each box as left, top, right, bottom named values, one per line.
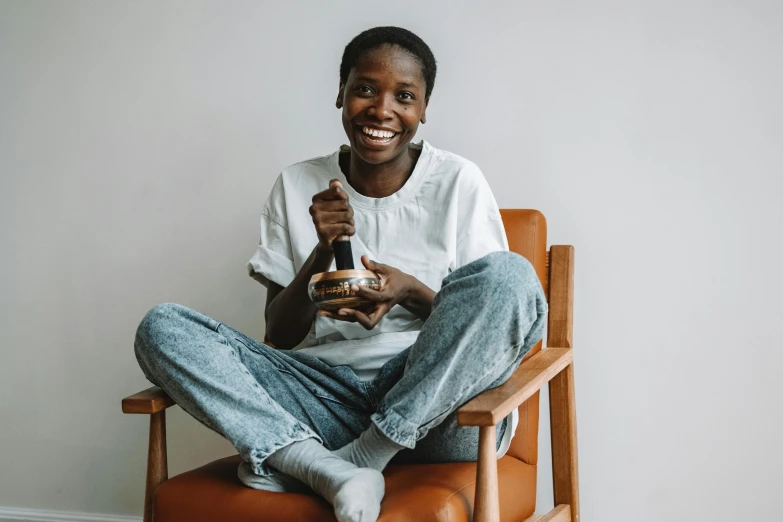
left=122, top=209, right=579, bottom=522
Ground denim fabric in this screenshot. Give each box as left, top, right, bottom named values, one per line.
left=134, top=251, right=547, bottom=476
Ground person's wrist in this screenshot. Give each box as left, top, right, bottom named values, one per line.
left=313, top=242, right=335, bottom=269
left=315, top=242, right=332, bottom=259
left=400, top=275, right=421, bottom=307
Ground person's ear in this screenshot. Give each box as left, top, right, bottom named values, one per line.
left=420, top=97, right=430, bottom=124
left=336, top=83, right=345, bottom=109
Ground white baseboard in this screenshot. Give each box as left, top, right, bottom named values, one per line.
left=0, top=507, right=140, bottom=522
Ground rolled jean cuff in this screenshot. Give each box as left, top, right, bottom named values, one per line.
left=248, top=424, right=322, bottom=476
left=371, top=409, right=421, bottom=449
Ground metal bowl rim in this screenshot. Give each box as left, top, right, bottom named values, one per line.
left=309, top=269, right=379, bottom=284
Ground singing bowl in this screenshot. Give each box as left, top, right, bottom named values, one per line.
left=308, top=269, right=381, bottom=312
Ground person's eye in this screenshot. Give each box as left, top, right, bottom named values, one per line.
left=357, top=85, right=374, bottom=95
left=398, top=92, right=415, bottom=101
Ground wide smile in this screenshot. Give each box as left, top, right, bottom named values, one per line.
left=357, top=125, right=400, bottom=148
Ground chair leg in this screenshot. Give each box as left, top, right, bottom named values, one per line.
left=473, top=424, right=499, bottom=522
left=144, top=410, right=168, bottom=522
left=549, top=364, right=579, bottom=522
left=524, top=504, right=572, bottom=522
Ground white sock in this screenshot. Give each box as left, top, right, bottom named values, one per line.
left=237, top=460, right=310, bottom=493
left=334, top=423, right=405, bottom=472
left=267, top=438, right=384, bottom=522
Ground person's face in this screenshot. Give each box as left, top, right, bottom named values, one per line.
left=337, top=45, right=429, bottom=165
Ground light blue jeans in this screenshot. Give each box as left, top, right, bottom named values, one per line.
left=134, top=251, right=547, bottom=477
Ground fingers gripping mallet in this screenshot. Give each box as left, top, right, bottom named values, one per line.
left=308, top=181, right=380, bottom=312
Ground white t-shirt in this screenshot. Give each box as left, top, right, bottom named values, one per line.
left=248, top=139, right=518, bottom=456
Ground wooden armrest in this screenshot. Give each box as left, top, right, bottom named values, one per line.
left=122, top=386, right=176, bottom=414
left=458, top=347, right=573, bottom=426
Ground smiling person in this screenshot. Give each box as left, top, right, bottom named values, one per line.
left=134, top=27, right=548, bottom=522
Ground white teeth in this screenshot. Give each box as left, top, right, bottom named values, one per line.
left=363, top=126, right=395, bottom=139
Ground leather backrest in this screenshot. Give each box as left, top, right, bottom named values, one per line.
left=499, top=209, right=547, bottom=465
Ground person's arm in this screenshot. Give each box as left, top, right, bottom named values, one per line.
left=264, top=180, right=355, bottom=349
left=400, top=277, right=436, bottom=320
left=264, top=244, right=333, bottom=349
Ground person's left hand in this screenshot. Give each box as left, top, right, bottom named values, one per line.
left=318, top=255, right=415, bottom=330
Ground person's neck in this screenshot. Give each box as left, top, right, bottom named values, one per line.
left=342, top=146, right=420, bottom=198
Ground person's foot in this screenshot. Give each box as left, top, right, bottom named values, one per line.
left=266, top=438, right=385, bottom=522
left=334, top=423, right=404, bottom=472
left=237, top=461, right=310, bottom=493
left=328, top=467, right=385, bottom=522
left=237, top=460, right=384, bottom=522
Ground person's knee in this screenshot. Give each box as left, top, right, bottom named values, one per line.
left=480, top=251, right=538, bottom=291
left=134, top=303, right=189, bottom=362
left=479, top=252, right=547, bottom=332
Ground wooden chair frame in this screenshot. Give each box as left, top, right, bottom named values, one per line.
left=122, top=245, right=578, bottom=522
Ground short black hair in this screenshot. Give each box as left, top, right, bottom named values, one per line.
left=340, top=26, right=437, bottom=99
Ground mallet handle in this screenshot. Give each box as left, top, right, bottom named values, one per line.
left=333, top=238, right=354, bottom=270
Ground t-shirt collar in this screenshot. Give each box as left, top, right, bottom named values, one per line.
left=329, top=139, right=433, bottom=210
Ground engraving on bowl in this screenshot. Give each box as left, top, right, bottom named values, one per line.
left=308, top=275, right=381, bottom=311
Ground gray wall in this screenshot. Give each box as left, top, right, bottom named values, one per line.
left=1, top=1, right=781, bottom=520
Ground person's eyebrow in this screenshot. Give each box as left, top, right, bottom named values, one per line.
left=353, top=76, right=421, bottom=90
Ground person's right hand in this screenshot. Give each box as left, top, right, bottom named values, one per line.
left=309, top=179, right=355, bottom=251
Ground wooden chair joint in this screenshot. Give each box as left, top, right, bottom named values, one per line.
left=122, top=386, right=176, bottom=414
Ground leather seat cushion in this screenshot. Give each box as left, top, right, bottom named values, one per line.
left=154, top=455, right=536, bottom=522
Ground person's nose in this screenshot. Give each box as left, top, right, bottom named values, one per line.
left=368, top=93, right=394, bottom=121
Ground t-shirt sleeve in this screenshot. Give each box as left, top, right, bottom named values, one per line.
left=455, top=163, right=509, bottom=268
left=247, top=175, right=297, bottom=288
